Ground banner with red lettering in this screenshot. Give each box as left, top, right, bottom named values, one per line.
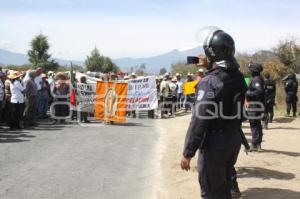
left=126, top=76, right=158, bottom=111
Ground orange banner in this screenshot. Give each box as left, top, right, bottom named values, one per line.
left=94, top=81, right=128, bottom=123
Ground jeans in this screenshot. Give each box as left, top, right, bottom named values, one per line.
left=38, top=97, right=49, bottom=118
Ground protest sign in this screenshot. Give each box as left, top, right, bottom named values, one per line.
left=183, top=81, right=198, bottom=95
left=76, top=83, right=96, bottom=113
left=126, top=76, right=158, bottom=111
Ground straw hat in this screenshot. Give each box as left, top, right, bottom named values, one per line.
left=198, top=68, right=204, bottom=73
left=171, top=77, right=177, bottom=82
left=7, top=71, right=23, bottom=79
left=41, top=73, right=47, bottom=78
left=55, top=72, right=68, bottom=80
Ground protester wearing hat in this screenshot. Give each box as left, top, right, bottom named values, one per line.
left=24, top=70, right=38, bottom=127
left=8, top=71, right=25, bottom=130
left=123, top=75, right=130, bottom=80
left=47, top=71, right=55, bottom=86
left=169, top=77, right=178, bottom=116
left=185, top=73, right=195, bottom=112
left=37, top=73, right=51, bottom=119
left=160, top=73, right=171, bottom=118
left=130, top=72, right=137, bottom=79
left=197, top=68, right=205, bottom=82
left=176, top=73, right=184, bottom=110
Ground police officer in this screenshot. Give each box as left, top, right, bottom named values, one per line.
left=181, top=28, right=247, bottom=199
left=246, top=62, right=265, bottom=152
left=263, top=73, right=276, bottom=129
left=284, top=73, right=298, bottom=117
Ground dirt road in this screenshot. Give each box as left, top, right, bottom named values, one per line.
left=158, top=114, right=300, bottom=199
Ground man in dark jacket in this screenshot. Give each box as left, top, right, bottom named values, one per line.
left=24, top=70, right=38, bottom=127
left=284, top=73, right=298, bottom=117
left=246, top=62, right=265, bottom=152
left=263, top=73, right=276, bottom=129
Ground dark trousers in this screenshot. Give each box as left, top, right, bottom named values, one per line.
left=250, top=119, right=263, bottom=145
left=24, top=95, right=37, bottom=126
left=198, top=147, right=240, bottom=199
left=263, top=103, right=274, bottom=127
left=54, top=98, right=70, bottom=118
left=80, top=111, right=88, bottom=122
left=4, top=100, right=11, bottom=125
left=286, top=101, right=297, bottom=115
left=160, top=96, right=171, bottom=117
left=10, top=102, right=25, bottom=129
left=185, top=94, right=195, bottom=110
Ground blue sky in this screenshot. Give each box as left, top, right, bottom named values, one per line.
left=0, top=0, right=299, bottom=60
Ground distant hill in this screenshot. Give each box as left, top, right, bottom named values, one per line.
left=114, top=46, right=203, bottom=73
left=0, top=48, right=83, bottom=67
left=0, top=49, right=29, bottom=65
left=0, top=46, right=203, bottom=72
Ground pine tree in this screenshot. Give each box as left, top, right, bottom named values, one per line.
left=85, top=47, right=118, bottom=72
left=27, top=33, right=58, bottom=71
left=85, top=47, right=104, bottom=72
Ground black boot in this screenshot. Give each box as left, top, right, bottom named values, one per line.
left=231, top=181, right=242, bottom=198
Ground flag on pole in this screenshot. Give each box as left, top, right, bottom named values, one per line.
left=70, top=62, right=77, bottom=107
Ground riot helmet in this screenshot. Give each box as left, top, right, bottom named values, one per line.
left=196, top=26, right=235, bottom=63
left=248, top=62, right=263, bottom=76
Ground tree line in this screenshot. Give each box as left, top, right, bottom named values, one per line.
left=171, top=37, right=300, bottom=81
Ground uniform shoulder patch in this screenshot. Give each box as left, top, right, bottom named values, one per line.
left=197, top=90, right=205, bottom=101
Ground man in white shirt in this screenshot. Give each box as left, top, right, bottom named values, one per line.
left=8, top=71, right=25, bottom=130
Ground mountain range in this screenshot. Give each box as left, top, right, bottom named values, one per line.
left=0, top=47, right=203, bottom=72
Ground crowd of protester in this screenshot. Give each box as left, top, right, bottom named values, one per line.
left=0, top=66, right=298, bottom=130
left=0, top=67, right=69, bottom=130
left=155, top=69, right=204, bottom=119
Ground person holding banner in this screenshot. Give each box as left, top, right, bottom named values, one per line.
left=78, top=76, right=90, bottom=123
left=184, top=73, right=196, bottom=112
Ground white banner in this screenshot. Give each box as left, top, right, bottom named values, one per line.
left=75, top=73, right=158, bottom=112
left=126, top=76, right=158, bottom=111
left=76, top=83, right=96, bottom=113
